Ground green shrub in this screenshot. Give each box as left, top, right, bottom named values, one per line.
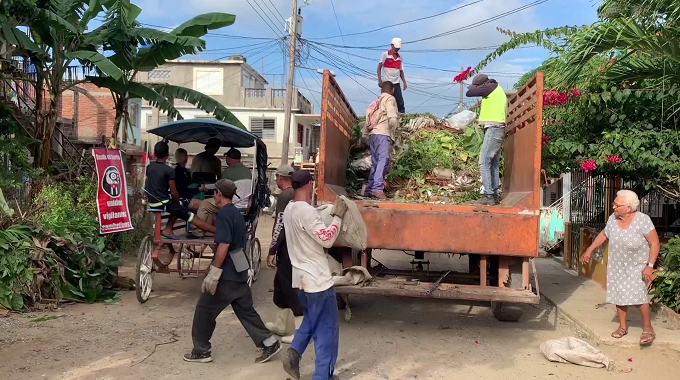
left=0, top=225, right=34, bottom=310
left=652, top=236, right=680, bottom=312
left=33, top=179, right=99, bottom=237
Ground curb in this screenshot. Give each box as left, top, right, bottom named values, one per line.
left=540, top=291, right=680, bottom=352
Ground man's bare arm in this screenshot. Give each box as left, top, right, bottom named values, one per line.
left=377, top=62, right=383, bottom=85
left=213, top=242, right=230, bottom=268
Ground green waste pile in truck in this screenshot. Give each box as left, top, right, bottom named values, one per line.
left=346, top=113, right=487, bottom=204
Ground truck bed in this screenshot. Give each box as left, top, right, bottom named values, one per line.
left=316, top=73, right=544, bottom=258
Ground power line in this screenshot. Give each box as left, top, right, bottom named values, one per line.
left=310, top=0, right=485, bottom=40
left=244, top=0, right=285, bottom=37
left=296, top=67, right=320, bottom=111
left=134, top=21, right=279, bottom=41
left=265, top=0, right=286, bottom=21
left=329, top=0, right=366, bottom=102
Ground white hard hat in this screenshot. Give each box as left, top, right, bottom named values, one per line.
left=391, top=38, right=402, bottom=48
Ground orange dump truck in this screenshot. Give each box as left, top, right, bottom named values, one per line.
left=314, top=70, right=544, bottom=321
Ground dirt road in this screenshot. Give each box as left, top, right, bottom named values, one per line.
left=1, top=218, right=678, bottom=380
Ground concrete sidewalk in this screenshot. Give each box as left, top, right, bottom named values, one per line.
left=535, top=258, right=680, bottom=351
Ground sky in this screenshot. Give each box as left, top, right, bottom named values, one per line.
left=133, top=0, right=600, bottom=117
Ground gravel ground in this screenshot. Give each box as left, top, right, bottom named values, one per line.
left=1, top=218, right=678, bottom=380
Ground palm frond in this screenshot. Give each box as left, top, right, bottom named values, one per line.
left=66, top=51, right=123, bottom=80
left=152, top=84, right=245, bottom=129
left=0, top=24, right=47, bottom=59
left=171, top=13, right=236, bottom=38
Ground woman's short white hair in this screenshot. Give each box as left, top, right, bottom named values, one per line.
left=617, top=189, right=640, bottom=210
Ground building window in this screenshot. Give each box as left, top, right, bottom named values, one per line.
left=159, top=115, right=168, bottom=126
left=146, top=114, right=152, bottom=128
left=148, top=69, right=171, bottom=81
left=194, top=68, right=223, bottom=95
left=194, top=115, right=216, bottom=119
left=250, top=118, right=275, bottom=140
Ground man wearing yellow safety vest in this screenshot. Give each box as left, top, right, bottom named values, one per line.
left=466, top=74, right=507, bottom=206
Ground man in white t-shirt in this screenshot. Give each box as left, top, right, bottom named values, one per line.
left=281, top=170, right=348, bottom=380
left=377, top=37, right=406, bottom=114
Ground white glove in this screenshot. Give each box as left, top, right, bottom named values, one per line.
left=201, top=265, right=223, bottom=295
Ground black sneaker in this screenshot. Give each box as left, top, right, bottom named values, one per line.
left=256, top=340, right=282, bottom=363
left=282, top=347, right=301, bottom=379
left=474, top=195, right=497, bottom=206
left=183, top=351, right=212, bottom=363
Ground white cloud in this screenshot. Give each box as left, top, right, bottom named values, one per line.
left=508, top=57, right=542, bottom=63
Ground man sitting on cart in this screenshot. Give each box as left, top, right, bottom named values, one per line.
left=192, top=148, right=252, bottom=237
left=145, top=141, right=216, bottom=239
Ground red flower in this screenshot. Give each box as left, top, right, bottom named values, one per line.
left=541, top=135, right=550, bottom=146
left=571, top=88, right=581, bottom=96
left=579, top=158, right=597, bottom=173
left=606, top=154, right=622, bottom=164
left=453, top=66, right=472, bottom=83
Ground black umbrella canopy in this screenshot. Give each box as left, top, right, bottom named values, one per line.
left=147, top=119, right=259, bottom=148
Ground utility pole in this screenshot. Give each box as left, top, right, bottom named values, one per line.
left=458, top=66, right=464, bottom=113
left=280, top=1, right=299, bottom=165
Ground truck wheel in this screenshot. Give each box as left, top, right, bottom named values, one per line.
left=492, top=258, right=524, bottom=322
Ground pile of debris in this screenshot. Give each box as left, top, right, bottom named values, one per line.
left=347, top=112, right=485, bottom=204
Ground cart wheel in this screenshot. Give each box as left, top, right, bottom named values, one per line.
left=246, top=238, right=262, bottom=286
left=176, top=244, right=197, bottom=277
left=136, top=236, right=155, bottom=303
left=491, top=302, right=523, bottom=322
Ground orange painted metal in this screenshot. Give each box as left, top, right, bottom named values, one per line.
left=316, top=72, right=544, bottom=258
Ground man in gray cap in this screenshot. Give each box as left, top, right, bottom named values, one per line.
left=282, top=170, right=348, bottom=380
left=466, top=73, right=507, bottom=205
left=265, top=165, right=303, bottom=344
left=184, top=179, right=281, bottom=364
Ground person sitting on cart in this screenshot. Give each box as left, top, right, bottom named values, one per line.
left=193, top=148, right=252, bottom=237
left=190, top=137, right=223, bottom=181
left=184, top=179, right=282, bottom=364
left=145, top=141, right=215, bottom=239
left=174, top=148, right=207, bottom=210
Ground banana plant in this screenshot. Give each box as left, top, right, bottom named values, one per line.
left=79, top=0, right=243, bottom=147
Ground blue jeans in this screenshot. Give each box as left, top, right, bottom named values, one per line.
left=478, top=126, right=505, bottom=196
left=393, top=83, right=405, bottom=113
left=365, top=134, right=391, bottom=195
left=290, top=287, right=339, bottom=380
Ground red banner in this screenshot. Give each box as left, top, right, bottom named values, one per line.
left=92, top=149, right=133, bottom=234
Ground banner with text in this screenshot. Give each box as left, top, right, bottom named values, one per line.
left=92, top=149, right=133, bottom=234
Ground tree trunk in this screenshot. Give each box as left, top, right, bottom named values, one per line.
left=33, top=102, right=58, bottom=170
left=110, top=97, right=127, bottom=148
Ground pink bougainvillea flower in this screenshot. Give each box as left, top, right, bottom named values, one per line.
left=580, top=158, right=597, bottom=173
left=606, top=154, right=622, bottom=164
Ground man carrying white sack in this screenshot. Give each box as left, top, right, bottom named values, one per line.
left=281, top=170, right=348, bottom=380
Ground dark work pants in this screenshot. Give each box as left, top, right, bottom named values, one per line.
left=191, top=280, right=271, bottom=354
left=273, top=243, right=304, bottom=316
left=393, top=83, right=405, bottom=113
left=291, top=287, right=339, bottom=380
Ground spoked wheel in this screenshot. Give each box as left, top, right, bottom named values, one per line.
left=246, top=237, right=262, bottom=287
left=176, top=244, right=199, bottom=278
left=135, top=236, right=155, bottom=303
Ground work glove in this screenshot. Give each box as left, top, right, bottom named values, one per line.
left=201, top=265, right=223, bottom=295
left=331, top=197, right=348, bottom=218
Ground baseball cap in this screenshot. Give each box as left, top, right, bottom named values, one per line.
left=391, top=38, right=402, bottom=49
left=471, top=74, right=490, bottom=86
left=292, top=170, right=313, bottom=189
left=276, top=164, right=295, bottom=177
left=224, top=148, right=241, bottom=159
left=214, top=179, right=238, bottom=199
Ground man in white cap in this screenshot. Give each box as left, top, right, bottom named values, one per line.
left=377, top=37, right=406, bottom=114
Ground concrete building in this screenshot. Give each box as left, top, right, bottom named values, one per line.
left=137, top=56, right=318, bottom=165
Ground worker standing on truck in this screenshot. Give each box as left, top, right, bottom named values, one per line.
left=377, top=37, right=406, bottom=114
left=364, top=81, right=399, bottom=200
left=281, top=170, right=348, bottom=380
left=466, top=74, right=507, bottom=206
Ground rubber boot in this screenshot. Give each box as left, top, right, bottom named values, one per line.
left=265, top=307, right=292, bottom=336
left=281, top=316, right=304, bottom=344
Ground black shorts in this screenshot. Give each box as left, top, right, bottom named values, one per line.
left=164, top=200, right=195, bottom=222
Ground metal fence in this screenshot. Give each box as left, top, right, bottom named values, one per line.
left=567, top=170, right=680, bottom=269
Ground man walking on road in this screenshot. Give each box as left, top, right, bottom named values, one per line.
left=466, top=73, right=507, bottom=206
left=281, top=171, right=348, bottom=380
left=364, top=81, right=399, bottom=199
left=265, top=164, right=304, bottom=344
left=184, top=179, right=281, bottom=364
left=378, top=37, right=406, bottom=114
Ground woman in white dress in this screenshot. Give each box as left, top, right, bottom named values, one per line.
left=581, top=190, right=660, bottom=345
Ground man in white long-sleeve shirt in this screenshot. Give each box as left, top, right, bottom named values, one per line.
left=281, top=170, right=348, bottom=380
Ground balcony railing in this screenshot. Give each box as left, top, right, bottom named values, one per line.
left=242, top=87, right=313, bottom=114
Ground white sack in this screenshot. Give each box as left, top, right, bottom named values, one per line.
left=539, top=337, right=610, bottom=369
left=332, top=266, right=372, bottom=287
left=445, top=110, right=477, bottom=131
left=317, top=196, right=368, bottom=250
left=351, top=155, right=372, bottom=171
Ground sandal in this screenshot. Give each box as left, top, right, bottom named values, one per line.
left=640, top=330, right=656, bottom=346
left=611, top=326, right=628, bottom=339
